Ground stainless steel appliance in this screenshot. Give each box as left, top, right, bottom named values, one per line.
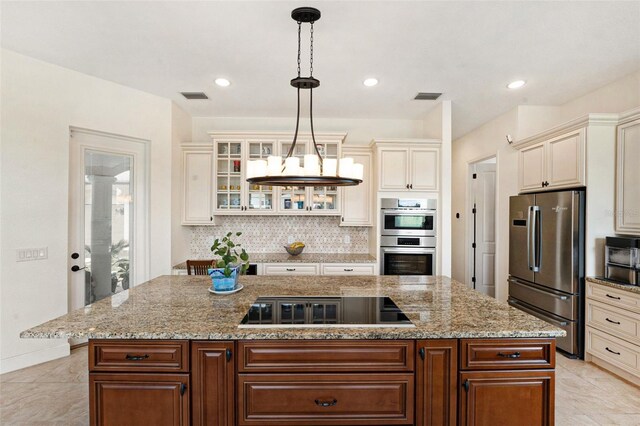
left=508, top=190, right=585, bottom=358
left=380, top=198, right=437, bottom=276
left=605, top=236, right=640, bottom=285
left=380, top=198, right=437, bottom=237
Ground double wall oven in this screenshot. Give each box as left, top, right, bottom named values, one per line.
left=380, top=198, right=437, bottom=275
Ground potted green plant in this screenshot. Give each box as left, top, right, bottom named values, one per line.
left=209, top=232, right=250, bottom=292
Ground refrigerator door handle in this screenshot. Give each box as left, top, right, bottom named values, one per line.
left=527, top=206, right=532, bottom=271
left=531, top=206, right=541, bottom=272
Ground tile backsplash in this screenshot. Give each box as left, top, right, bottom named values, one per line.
left=189, top=216, right=370, bottom=258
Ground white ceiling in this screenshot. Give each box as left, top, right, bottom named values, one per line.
left=2, top=1, right=639, bottom=138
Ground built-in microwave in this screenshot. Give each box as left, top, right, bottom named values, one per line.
left=380, top=198, right=437, bottom=237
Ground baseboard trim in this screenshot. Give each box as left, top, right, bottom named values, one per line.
left=0, top=342, right=70, bottom=374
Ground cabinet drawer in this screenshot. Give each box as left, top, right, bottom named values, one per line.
left=460, top=339, right=555, bottom=370
left=89, top=340, right=189, bottom=372
left=587, top=299, right=640, bottom=344
left=587, top=281, right=640, bottom=314
left=321, top=263, right=375, bottom=276
left=262, top=263, right=319, bottom=275
left=237, top=373, right=414, bottom=425
left=238, top=340, right=414, bottom=373
left=587, top=327, right=639, bottom=374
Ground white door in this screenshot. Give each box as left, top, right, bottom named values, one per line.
left=471, top=162, right=496, bottom=297
left=69, top=128, right=149, bottom=313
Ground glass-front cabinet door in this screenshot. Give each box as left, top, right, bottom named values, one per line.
left=245, top=300, right=275, bottom=325
left=246, top=140, right=275, bottom=212
left=310, top=141, right=340, bottom=213
left=279, top=139, right=308, bottom=213
left=215, top=141, right=243, bottom=212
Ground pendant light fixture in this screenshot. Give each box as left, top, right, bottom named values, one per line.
left=246, top=7, right=363, bottom=187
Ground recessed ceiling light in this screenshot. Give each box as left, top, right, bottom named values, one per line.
left=363, top=78, right=378, bottom=87
left=507, top=80, right=526, bottom=89
left=215, top=78, right=231, bottom=87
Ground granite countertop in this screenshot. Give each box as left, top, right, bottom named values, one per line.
left=22, top=275, right=564, bottom=341
left=587, top=277, right=640, bottom=295
left=173, top=253, right=377, bottom=269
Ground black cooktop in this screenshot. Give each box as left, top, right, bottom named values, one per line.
left=239, top=296, right=414, bottom=328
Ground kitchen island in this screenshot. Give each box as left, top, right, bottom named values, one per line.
left=23, top=275, right=564, bottom=426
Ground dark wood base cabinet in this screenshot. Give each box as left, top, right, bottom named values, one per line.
left=87, top=338, right=555, bottom=426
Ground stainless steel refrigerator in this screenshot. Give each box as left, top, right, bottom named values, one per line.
left=508, top=190, right=585, bottom=358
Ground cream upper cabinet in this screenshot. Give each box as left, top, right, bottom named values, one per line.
left=378, top=147, right=409, bottom=190
left=409, top=147, right=439, bottom=191
left=208, top=132, right=346, bottom=216
left=374, top=140, right=440, bottom=192
left=340, top=148, right=373, bottom=227
left=616, top=116, right=640, bottom=235
left=182, top=145, right=214, bottom=225
left=519, top=143, right=546, bottom=191
left=517, top=128, right=585, bottom=193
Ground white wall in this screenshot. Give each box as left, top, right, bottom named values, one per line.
left=452, top=109, right=519, bottom=301
left=192, top=116, right=426, bottom=145
left=452, top=70, right=640, bottom=302
left=0, top=49, right=174, bottom=373
left=171, top=103, right=192, bottom=265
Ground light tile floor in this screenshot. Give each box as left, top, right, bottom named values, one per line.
left=0, top=347, right=639, bottom=425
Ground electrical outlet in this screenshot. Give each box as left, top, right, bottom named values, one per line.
left=288, top=235, right=294, bottom=244
left=344, top=235, right=351, bottom=244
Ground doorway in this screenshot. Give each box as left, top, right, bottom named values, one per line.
left=468, top=157, right=497, bottom=297
left=68, top=128, right=149, bottom=314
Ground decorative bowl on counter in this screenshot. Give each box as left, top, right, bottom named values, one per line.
left=284, top=242, right=305, bottom=256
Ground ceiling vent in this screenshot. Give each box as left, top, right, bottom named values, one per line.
left=414, top=92, right=442, bottom=100
left=180, top=92, right=209, bottom=100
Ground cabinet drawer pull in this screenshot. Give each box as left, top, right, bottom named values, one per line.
left=125, top=354, right=150, bottom=361
left=315, top=399, right=337, bottom=407
left=606, top=294, right=622, bottom=300
left=605, top=347, right=621, bottom=356
left=462, top=379, right=470, bottom=392
left=343, top=268, right=354, bottom=272
left=418, top=347, right=425, bottom=360
left=497, top=351, right=521, bottom=359
left=286, top=268, right=296, bottom=272
left=180, top=383, right=187, bottom=396
left=605, top=317, right=621, bottom=325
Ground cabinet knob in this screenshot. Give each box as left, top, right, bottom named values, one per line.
left=210, top=216, right=213, bottom=221
left=406, top=184, right=409, bottom=189
left=315, top=399, right=337, bottom=407
left=409, top=184, right=413, bottom=189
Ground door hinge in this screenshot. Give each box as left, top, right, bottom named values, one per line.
left=472, top=207, right=476, bottom=214
left=472, top=173, right=477, bottom=179
left=418, top=347, right=425, bottom=360
left=472, top=243, right=476, bottom=249
left=226, top=348, right=232, bottom=362
left=463, top=379, right=470, bottom=392
left=471, top=277, right=476, bottom=283
left=180, top=383, right=187, bottom=396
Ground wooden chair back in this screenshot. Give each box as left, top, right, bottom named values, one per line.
left=186, top=260, right=215, bottom=276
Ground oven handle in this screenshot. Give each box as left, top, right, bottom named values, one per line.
left=382, top=209, right=436, bottom=215
left=380, top=247, right=436, bottom=254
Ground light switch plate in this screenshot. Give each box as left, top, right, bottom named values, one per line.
left=17, top=247, right=48, bottom=262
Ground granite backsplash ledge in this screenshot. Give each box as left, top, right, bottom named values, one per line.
left=190, top=216, right=370, bottom=257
